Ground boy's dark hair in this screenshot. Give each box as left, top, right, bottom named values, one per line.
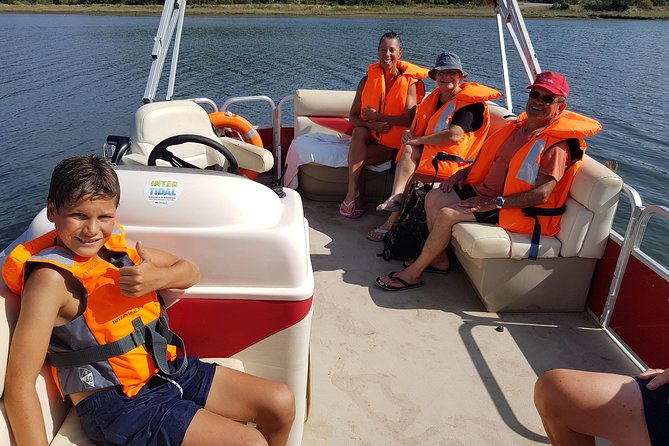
left=378, top=31, right=402, bottom=50
left=48, top=155, right=121, bottom=210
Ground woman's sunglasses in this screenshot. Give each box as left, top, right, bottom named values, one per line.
left=528, top=90, right=564, bottom=104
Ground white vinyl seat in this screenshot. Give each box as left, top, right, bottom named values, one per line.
left=287, top=89, right=515, bottom=202
left=450, top=155, right=623, bottom=312
left=119, top=100, right=274, bottom=175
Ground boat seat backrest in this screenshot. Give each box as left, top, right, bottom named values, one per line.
left=557, top=155, right=623, bottom=257
left=293, top=89, right=515, bottom=139
left=294, top=89, right=356, bottom=138
left=126, top=100, right=227, bottom=168
left=486, top=101, right=516, bottom=136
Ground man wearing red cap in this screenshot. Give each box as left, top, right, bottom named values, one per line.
left=376, top=71, right=602, bottom=291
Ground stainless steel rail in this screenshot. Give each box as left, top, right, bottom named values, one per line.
left=493, top=0, right=542, bottom=112
left=598, top=183, right=669, bottom=371
left=143, top=0, right=187, bottom=103
left=276, top=95, right=295, bottom=183
left=220, top=96, right=279, bottom=179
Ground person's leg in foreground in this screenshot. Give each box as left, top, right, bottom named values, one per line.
left=534, top=369, right=651, bottom=446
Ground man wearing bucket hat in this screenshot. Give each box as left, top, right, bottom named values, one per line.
left=376, top=71, right=603, bottom=290
left=368, top=51, right=500, bottom=242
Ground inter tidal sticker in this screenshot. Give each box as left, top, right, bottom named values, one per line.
left=145, top=178, right=181, bottom=207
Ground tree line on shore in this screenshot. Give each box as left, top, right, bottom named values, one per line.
left=3, top=0, right=665, bottom=13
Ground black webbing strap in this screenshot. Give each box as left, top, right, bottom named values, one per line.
left=436, top=153, right=476, bottom=164
left=48, top=316, right=188, bottom=377
left=146, top=316, right=188, bottom=377
left=429, top=154, right=442, bottom=188
left=521, top=204, right=566, bottom=260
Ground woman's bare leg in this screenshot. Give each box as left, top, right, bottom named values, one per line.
left=534, top=369, right=651, bottom=446
left=380, top=143, right=422, bottom=207
left=345, top=126, right=379, bottom=205
left=344, top=130, right=395, bottom=213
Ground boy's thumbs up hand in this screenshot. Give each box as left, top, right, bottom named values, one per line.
left=134, top=240, right=150, bottom=265
left=119, top=241, right=159, bottom=297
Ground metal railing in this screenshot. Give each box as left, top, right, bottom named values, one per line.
left=276, top=95, right=295, bottom=182
left=598, top=183, right=669, bottom=371
left=220, top=96, right=279, bottom=179
left=493, top=0, right=541, bottom=112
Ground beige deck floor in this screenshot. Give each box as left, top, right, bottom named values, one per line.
left=300, top=199, right=639, bottom=446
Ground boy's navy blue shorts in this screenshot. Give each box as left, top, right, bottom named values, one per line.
left=76, top=356, right=217, bottom=446
left=635, top=376, right=669, bottom=446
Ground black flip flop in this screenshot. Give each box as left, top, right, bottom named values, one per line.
left=403, top=261, right=450, bottom=275
left=375, top=272, right=423, bottom=291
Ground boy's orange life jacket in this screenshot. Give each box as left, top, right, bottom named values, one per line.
left=2, top=224, right=183, bottom=397
left=466, top=110, right=602, bottom=259
left=412, top=82, right=501, bottom=179
left=360, top=60, right=429, bottom=150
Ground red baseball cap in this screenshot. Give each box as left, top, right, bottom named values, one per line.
left=527, top=71, right=569, bottom=99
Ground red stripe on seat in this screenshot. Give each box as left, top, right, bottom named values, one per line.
left=166, top=297, right=312, bottom=358
left=310, top=117, right=354, bottom=136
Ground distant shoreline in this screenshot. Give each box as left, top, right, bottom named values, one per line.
left=1, top=3, right=668, bottom=20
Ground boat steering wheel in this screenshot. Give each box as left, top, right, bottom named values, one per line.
left=147, top=134, right=240, bottom=175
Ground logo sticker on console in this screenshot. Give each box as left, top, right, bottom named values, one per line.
left=145, top=178, right=181, bottom=207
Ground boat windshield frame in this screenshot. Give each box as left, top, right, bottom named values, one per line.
left=142, top=0, right=542, bottom=111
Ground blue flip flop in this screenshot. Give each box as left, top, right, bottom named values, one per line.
left=375, top=272, right=423, bottom=291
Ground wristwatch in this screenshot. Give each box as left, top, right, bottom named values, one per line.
left=495, top=196, right=505, bottom=209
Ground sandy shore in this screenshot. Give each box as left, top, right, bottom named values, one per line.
left=1, top=2, right=667, bottom=19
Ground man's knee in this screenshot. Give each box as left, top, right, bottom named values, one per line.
left=534, top=369, right=569, bottom=417
left=435, top=203, right=462, bottom=226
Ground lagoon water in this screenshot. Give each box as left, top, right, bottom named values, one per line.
left=1, top=13, right=668, bottom=264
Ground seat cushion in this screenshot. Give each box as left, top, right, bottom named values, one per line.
left=452, top=222, right=562, bottom=260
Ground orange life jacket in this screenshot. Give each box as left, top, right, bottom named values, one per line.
left=2, top=224, right=183, bottom=397
left=360, top=60, right=429, bottom=149
left=466, top=110, right=602, bottom=259
left=412, top=83, right=501, bottom=179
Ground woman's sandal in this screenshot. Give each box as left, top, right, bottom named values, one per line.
left=339, top=198, right=366, bottom=219
left=376, top=195, right=404, bottom=212
left=366, top=218, right=397, bottom=242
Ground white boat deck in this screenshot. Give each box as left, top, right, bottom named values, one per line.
left=301, top=199, right=638, bottom=445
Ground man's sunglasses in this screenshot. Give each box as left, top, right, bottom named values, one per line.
left=528, top=90, right=564, bottom=104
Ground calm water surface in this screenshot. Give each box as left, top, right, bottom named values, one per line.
left=1, top=14, right=668, bottom=263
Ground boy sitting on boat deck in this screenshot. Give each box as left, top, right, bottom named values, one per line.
left=2, top=155, right=295, bottom=446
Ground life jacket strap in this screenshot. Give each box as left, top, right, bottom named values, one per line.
left=435, top=152, right=476, bottom=164
left=521, top=204, right=566, bottom=260
left=47, top=315, right=188, bottom=377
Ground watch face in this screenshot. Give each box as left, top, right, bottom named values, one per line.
left=496, top=196, right=504, bottom=208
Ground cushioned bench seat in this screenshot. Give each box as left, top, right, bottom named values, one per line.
left=450, top=155, right=623, bottom=312
left=288, top=89, right=515, bottom=203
